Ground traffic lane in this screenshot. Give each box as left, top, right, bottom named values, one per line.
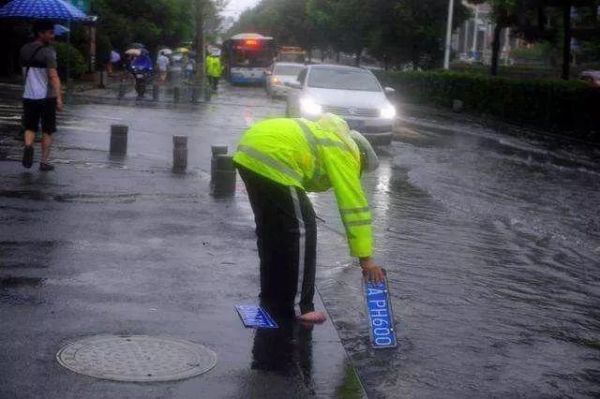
left=0, top=86, right=359, bottom=398
left=314, top=123, right=600, bottom=398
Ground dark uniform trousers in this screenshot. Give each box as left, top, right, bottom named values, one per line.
left=237, top=165, right=317, bottom=319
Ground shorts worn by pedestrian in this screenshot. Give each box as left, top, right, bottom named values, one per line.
left=233, top=114, right=385, bottom=323
left=20, top=20, right=63, bottom=171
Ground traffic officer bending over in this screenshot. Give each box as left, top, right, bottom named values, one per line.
left=233, top=113, right=386, bottom=323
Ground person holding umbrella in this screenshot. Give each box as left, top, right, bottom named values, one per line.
left=157, top=50, right=170, bottom=83
left=0, top=0, right=88, bottom=171
left=20, top=20, right=63, bottom=171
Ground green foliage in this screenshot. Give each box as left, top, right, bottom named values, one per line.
left=377, top=70, right=600, bottom=139
left=577, top=40, right=600, bottom=63
left=54, top=42, right=87, bottom=79
left=95, top=34, right=113, bottom=70
left=92, top=0, right=195, bottom=53
left=451, top=62, right=560, bottom=79
left=231, top=0, right=312, bottom=48
left=511, top=41, right=560, bottom=66
left=334, top=365, right=364, bottom=399
left=229, top=0, right=469, bottom=68
left=367, top=0, right=470, bottom=68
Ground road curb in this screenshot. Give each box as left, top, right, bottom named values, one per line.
left=395, top=117, right=462, bottom=138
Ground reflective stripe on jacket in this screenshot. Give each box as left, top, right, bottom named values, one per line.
left=206, top=56, right=222, bottom=78
left=233, top=118, right=373, bottom=258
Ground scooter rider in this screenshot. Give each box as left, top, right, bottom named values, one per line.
left=234, top=113, right=385, bottom=323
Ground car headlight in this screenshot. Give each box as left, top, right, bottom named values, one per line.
left=272, top=77, right=281, bottom=84
left=300, top=97, right=323, bottom=116
left=380, top=104, right=396, bottom=119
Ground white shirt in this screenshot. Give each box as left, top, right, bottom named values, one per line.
left=157, top=55, right=170, bottom=72
left=20, top=42, right=57, bottom=100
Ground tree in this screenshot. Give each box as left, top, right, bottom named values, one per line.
left=328, top=0, right=379, bottom=65
left=476, top=0, right=520, bottom=76
left=306, top=0, right=334, bottom=58
left=550, top=0, right=600, bottom=79
left=229, top=0, right=469, bottom=69
left=92, top=0, right=197, bottom=52
left=368, top=0, right=469, bottom=69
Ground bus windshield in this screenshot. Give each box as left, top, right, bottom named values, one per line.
left=232, top=48, right=272, bottom=67
left=229, top=40, right=275, bottom=68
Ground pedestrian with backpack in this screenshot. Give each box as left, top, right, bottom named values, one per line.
left=20, top=20, right=63, bottom=171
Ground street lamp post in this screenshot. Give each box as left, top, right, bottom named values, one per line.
left=443, top=0, right=455, bottom=69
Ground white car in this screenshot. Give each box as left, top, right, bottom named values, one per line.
left=285, top=64, right=396, bottom=145
left=265, top=62, right=305, bottom=98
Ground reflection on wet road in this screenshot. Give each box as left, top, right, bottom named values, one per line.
left=318, top=123, right=600, bottom=398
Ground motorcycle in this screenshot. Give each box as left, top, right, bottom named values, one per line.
left=126, top=49, right=154, bottom=98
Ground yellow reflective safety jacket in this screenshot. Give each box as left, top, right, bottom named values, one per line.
left=233, top=118, right=373, bottom=258
left=206, top=55, right=222, bottom=78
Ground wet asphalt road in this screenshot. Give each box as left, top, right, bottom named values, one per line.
left=0, top=85, right=361, bottom=399
left=1, top=83, right=600, bottom=398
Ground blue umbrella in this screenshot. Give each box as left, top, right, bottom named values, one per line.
left=0, top=0, right=90, bottom=97
left=0, top=0, right=87, bottom=21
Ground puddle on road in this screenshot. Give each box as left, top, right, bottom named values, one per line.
left=0, top=189, right=50, bottom=201
left=0, top=241, right=60, bottom=270
left=319, top=128, right=600, bottom=398
left=0, top=276, right=46, bottom=288
left=1, top=84, right=598, bottom=397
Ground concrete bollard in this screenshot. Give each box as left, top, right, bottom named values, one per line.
left=173, top=87, right=180, bottom=103
left=191, top=86, right=201, bottom=103
left=204, top=83, right=212, bottom=102
left=109, top=125, right=128, bottom=156
left=172, top=136, right=188, bottom=173
left=117, top=82, right=127, bottom=99
left=210, top=145, right=228, bottom=186
left=452, top=99, right=464, bottom=113
left=153, top=84, right=160, bottom=101
left=211, top=154, right=236, bottom=196
left=211, top=145, right=228, bottom=157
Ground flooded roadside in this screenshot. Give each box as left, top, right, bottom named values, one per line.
left=317, top=124, right=600, bottom=398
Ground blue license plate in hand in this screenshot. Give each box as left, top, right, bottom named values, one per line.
left=235, top=305, right=278, bottom=329
left=364, top=277, right=397, bottom=348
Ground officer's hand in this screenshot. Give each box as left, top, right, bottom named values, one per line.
left=56, top=98, right=64, bottom=112
left=360, top=257, right=386, bottom=284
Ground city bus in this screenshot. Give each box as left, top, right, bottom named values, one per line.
left=222, top=33, right=276, bottom=85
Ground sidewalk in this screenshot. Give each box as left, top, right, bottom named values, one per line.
left=0, top=91, right=366, bottom=398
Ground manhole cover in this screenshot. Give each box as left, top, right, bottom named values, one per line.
left=56, top=335, right=217, bottom=382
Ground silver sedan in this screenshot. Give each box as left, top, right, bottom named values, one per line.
left=285, top=64, right=397, bottom=145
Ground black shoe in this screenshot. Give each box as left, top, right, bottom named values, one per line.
left=39, top=162, right=55, bottom=172
left=22, top=146, right=33, bottom=168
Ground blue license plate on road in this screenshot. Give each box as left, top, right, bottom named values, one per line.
left=364, top=277, right=397, bottom=348
left=235, top=305, right=278, bottom=329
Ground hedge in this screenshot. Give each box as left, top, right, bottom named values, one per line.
left=376, top=71, right=600, bottom=141
left=55, top=42, right=87, bottom=79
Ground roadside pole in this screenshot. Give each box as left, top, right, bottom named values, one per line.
left=443, top=0, right=455, bottom=70
left=66, top=20, right=73, bottom=104
left=202, top=21, right=207, bottom=100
